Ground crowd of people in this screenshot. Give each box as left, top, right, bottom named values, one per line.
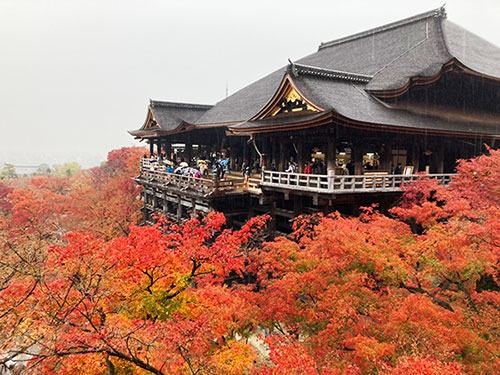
left=143, top=153, right=232, bottom=180
left=143, top=152, right=406, bottom=180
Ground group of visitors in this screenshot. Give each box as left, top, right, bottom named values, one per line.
left=144, top=153, right=231, bottom=180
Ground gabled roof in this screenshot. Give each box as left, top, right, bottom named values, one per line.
left=128, top=100, right=213, bottom=137
left=232, top=75, right=500, bottom=136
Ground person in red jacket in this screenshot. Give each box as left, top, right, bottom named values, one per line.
left=304, top=163, right=312, bottom=174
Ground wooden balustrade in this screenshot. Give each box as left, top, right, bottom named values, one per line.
left=140, top=158, right=455, bottom=196
left=139, top=158, right=246, bottom=195
left=261, top=170, right=454, bottom=194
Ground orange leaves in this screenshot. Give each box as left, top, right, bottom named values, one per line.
left=382, top=357, right=462, bottom=375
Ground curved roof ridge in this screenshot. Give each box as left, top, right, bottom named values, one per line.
left=288, top=62, right=373, bottom=83
left=150, top=99, right=213, bottom=110
left=318, top=6, right=447, bottom=50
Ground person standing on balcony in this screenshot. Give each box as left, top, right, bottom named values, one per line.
left=304, top=163, right=312, bottom=174
left=394, top=163, right=403, bottom=174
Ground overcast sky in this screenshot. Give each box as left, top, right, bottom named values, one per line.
left=1, top=0, right=500, bottom=167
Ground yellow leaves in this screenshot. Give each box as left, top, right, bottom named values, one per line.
left=209, top=340, right=258, bottom=375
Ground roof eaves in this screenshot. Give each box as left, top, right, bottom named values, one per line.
left=288, top=62, right=373, bottom=83
left=318, top=6, right=447, bottom=50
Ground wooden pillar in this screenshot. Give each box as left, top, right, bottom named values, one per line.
left=437, top=145, right=444, bottom=174
left=149, top=141, right=154, bottom=156
left=411, top=142, right=420, bottom=172
left=327, top=137, right=336, bottom=172
left=381, top=143, right=392, bottom=171
left=263, top=138, right=272, bottom=170
left=152, top=191, right=158, bottom=209
left=352, top=146, right=364, bottom=175
left=143, top=191, right=149, bottom=222
left=185, top=140, right=192, bottom=164
left=293, top=195, right=303, bottom=217
left=278, top=141, right=285, bottom=171
left=297, top=141, right=306, bottom=173
left=177, top=196, right=183, bottom=219
left=271, top=137, right=278, bottom=169
left=269, top=200, right=277, bottom=234
left=162, top=192, right=168, bottom=216
left=165, top=142, right=172, bottom=160
left=216, top=131, right=223, bottom=155
left=191, top=198, right=197, bottom=218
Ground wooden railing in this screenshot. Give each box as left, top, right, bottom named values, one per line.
left=140, top=159, right=455, bottom=196
left=261, top=170, right=455, bottom=194
left=139, top=158, right=246, bottom=195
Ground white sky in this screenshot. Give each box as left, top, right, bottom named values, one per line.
left=1, top=0, right=500, bottom=167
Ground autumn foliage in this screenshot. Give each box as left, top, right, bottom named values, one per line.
left=0, top=147, right=499, bottom=374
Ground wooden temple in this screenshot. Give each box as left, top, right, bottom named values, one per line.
left=129, top=7, right=500, bottom=233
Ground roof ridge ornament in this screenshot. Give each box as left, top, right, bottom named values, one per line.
left=318, top=6, right=447, bottom=50
left=287, top=61, right=373, bottom=83
left=149, top=100, right=213, bottom=110
left=288, top=58, right=298, bottom=77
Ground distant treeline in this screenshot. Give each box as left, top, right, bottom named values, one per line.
left=0, top=162, right=81, bottom=178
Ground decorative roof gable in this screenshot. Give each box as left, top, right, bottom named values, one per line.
left=141, top=107, right=160, bottom=130
left=251, top=74, right=324, bottom=121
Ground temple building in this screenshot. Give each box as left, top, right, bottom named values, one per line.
left=129, top=7, right=500, bottom=233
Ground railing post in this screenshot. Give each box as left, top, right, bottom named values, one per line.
left=328, top=170, right=334, bottom=192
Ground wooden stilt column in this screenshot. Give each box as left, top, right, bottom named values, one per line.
left=293, top=195, right=303, bottom=217
left=327, top=137, right=336, bottom=172
left=191, top=198, right=197, bottom=218
left=177, top=196, right=183, bottom=219
left=162, top=192, right=168, bottom=216
left=143, top=191, right=149, bottom=222
left=269, top=200, right=277, bottom=233
left=152, top=191, right=158, bottom=209
left=149, top=141, right=154, bottom=156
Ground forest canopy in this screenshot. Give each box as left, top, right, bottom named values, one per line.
left=0, top=147, right=499, bottom=375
